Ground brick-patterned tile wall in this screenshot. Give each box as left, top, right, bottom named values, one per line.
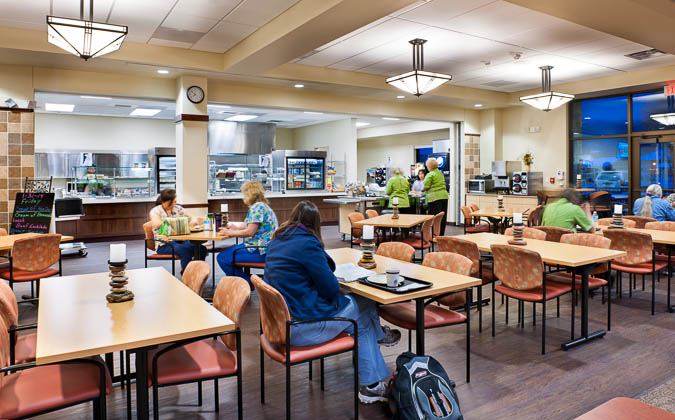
left=0, top=109, right=34, bottom=233
left=464, top=133, right=480, bottom=185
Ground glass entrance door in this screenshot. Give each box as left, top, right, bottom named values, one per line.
left=631, top=135, right=675, bottom=204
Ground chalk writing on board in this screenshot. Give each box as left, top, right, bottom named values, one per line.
left=10, top=193, right=55, bottom=234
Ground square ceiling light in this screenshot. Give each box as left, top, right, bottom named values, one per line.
left=226, top=114, right=258, bottom=121
left=45, top=103, right=75, bottom=112
left=130, top=108, right=161, bottom=117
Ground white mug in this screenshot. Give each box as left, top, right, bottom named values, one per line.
left=386, top=268, right=401, bottom=288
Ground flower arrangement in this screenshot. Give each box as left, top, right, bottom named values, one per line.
left=522, top=152, right=534, bottom=169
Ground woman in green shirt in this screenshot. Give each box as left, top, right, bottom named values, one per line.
left=385, top=168, right=411, bottom=212
left=424, top=157, right=449, bottom=235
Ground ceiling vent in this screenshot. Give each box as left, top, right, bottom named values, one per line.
left=113, top=104, right=133, bottom=108
left=482, top=80, right=516, bottom=87
left=625, top=48, right=666, bottom=60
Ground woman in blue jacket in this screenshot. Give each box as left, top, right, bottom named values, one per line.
left=265, top=200, right=400, bottom=404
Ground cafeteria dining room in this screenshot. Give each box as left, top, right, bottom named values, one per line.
left=0, top=0, right=674, bottom=419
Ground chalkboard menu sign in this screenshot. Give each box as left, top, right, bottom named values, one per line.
left=10, top=192, right=55, bottom=234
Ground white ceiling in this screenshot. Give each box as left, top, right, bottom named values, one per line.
left=33, top=91, right=414, bottom=129
left=0, top=0, right=300, bottom=53
left=294, top=0, right=675, bottom=92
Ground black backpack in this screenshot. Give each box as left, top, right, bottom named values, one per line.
left=389, top=352, right=463, bottom=420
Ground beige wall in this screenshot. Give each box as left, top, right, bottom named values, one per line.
left=35, top=113, right=175, bottom=151
left=479, top=109, right=503, bottom=173
left=291, top=118, right=358, bottom=181
left=501, top=104, right=568, bottom=191
left=275, top=127, right=295, bottom=149
left=356, top=129, right=451, bottom=183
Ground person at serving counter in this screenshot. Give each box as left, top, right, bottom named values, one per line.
left=541, top=188, right=594, bottom=232
left=633, top=184, right=675, bottom=221
left=216, top=181, right=278, bottom=282
left=423, top=158, right=449, bottom=235
left=385, top=168, right=410, bottom=212
left=264, top=200, right=400, bottom=403
left=149, top=188, right=207, bottom=274
left=412, top=169, right=425, bottom=194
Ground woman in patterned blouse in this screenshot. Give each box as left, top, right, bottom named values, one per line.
left=217, top=181, right=278, bottom=283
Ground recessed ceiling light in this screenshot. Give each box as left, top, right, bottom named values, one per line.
left=356, top=122, right=370, bottom=127
left=304, top=111, right=324, bottom=115
left=397, top=95, right=405, bottom=99
left=209, top=104, right=231, bottom=109
left=45, top=103, right=74, bottom=112
left=157, top=69, right=169, bottom=74
left=226, top=114, right=258, bottom=122
left=294, top=84, right=304, bottom=88
left=382, top=117, right=400, bottom=121
left=80, top=95, right=111, bottom=100
left=584, top=117, right=591, bottom=120
left=130, top=108, right=161, bottom=117
left=474, top=104, right=483, bottom=108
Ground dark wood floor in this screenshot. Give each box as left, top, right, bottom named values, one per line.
left=23, top=226, right=675, bottom=420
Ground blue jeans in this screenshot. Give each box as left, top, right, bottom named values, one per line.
left=156, top=240, right=207, bottom=274
left=217, top=243, right=266, bottom=282
left=291, top=294, right=389, bottom=386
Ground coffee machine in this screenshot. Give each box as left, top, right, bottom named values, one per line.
left=491, top=161, right=521, bottom=194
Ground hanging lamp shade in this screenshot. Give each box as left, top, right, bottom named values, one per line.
left=650, top=113, right=675, bottom=126
left=519, top=66, right=574, bottom=111
left=386, top=39, right=451, bottom=97
left=46, top=0, right=127, bottom=60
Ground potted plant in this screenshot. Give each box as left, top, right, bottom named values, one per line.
left=522, top=152, right=534, bottom=172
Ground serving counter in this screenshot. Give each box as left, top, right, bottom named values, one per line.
left=465, top=193, right=539, bottom=213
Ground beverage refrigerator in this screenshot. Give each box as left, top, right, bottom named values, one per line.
left=150, top=147, right=176, bottom=193
left=272, top=150, right=327, bottom=191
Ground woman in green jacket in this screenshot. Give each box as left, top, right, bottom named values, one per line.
left=385, top=168, right=411, bottom=212
left=424, top=157, right=449, bottom=235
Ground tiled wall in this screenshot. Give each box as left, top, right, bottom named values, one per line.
left=464, top=133, right=480, bottom=185
left=0, top=109, right=34, bottom=233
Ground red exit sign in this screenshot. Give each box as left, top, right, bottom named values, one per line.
left=666, top=82, right=675, bottom=96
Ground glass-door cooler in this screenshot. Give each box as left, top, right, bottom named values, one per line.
left=273, top=150, right=327, bottom=191
left=150, top=147, right=176, bottom=193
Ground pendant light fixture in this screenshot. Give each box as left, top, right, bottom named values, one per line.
left=385, top=39, right=452, bottom=97
left=47, top=0, right=127, bottom=60
left=650, top=94, right=675, bottom=126
left=519, top=66, right=574, bottom=111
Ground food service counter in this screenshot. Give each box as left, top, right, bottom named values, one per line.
left=465, top=193, right=539, bottom=213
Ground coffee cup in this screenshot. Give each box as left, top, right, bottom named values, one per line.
left=386, top=268, right=401, bottom=288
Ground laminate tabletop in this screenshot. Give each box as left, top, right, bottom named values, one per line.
left=469, top=208, right=525, bottom=218
left=595, top=227, right=675, bottom=245
left=36, top=266, right=235, bottom=365
left=353, top=214, right=433, bottom=228
left=0, top=233, right=74, bottom=251
left=327, top=248, right=480, bottom=305
left=161, top=230, right=229, bottom=241
left=453, top=232, right=626, bottom=267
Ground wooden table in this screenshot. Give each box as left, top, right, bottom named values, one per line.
left=469, top=208, right=525, bottom=233
left=0, top=233, right=74, bottom=251
left=354, top=214, right=432, bottom=229
left=36, top=267, right=235, bottom=420
left=162, top=230, right=232, bottom=286
left=327, top=248, right=481, bottom=355
left=453, top=232, right=626, bottom=350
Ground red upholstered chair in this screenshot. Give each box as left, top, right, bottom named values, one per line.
left=181, top=260, right=210, bottom=297
left=589, top=191, right=612, bottom=216
left=461, top=206, right=490, bottom=234
left=0, top=234, right=62, bottom=300
left=251, top=274, right=358, bottom=420
left=146, top=276, right=249, bottom=420
left=348, top=212, right=365, bottom=248
left=0, top=280, right=38, bottom=365
left=575, top=397, right=675, bottom=420
left=504, top=227, right=547, bottom=240
left=377, top=252, right=472, bottom=382
left=436, top=236, right=493, bottom=332
left=232, top=246, right=267, bottom=280
left=602, top=229, right=668, bottom=315
left=491, top=244, right=573, bottom=354
left=644, top=221, right=675, bottom=271
left=143, top=222, right=176, bottom=276
left=469, top=204, right=481, bottom=225
left=401, top=217, right=433, bottom=260
left=376, top=242, right=414, bottom=262
left=598, top=218, right=636, bottom=228
left=430, top=211, right=445, bottom=250
left=0, top=316, right=111, bottom=419
left=534, top=226, right=573, bottom=242
left=624, top=215, right=656, bottom=229
left=550, top=233, right=612, bottom=334
left=365, top=209, right=379, bottom=219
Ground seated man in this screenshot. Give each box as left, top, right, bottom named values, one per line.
left=541, top=188, right=594, bottom=232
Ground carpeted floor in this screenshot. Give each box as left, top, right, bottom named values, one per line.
left=638, top=376, right=675, bottom=413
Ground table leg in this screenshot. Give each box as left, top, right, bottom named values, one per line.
left=562, top=264, right=606, bottom=350
left=668, top=248, right=674, bottom=313
left=415, top=297, right=425, bottom=355
left=135, top=347, right=150, bottom=420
